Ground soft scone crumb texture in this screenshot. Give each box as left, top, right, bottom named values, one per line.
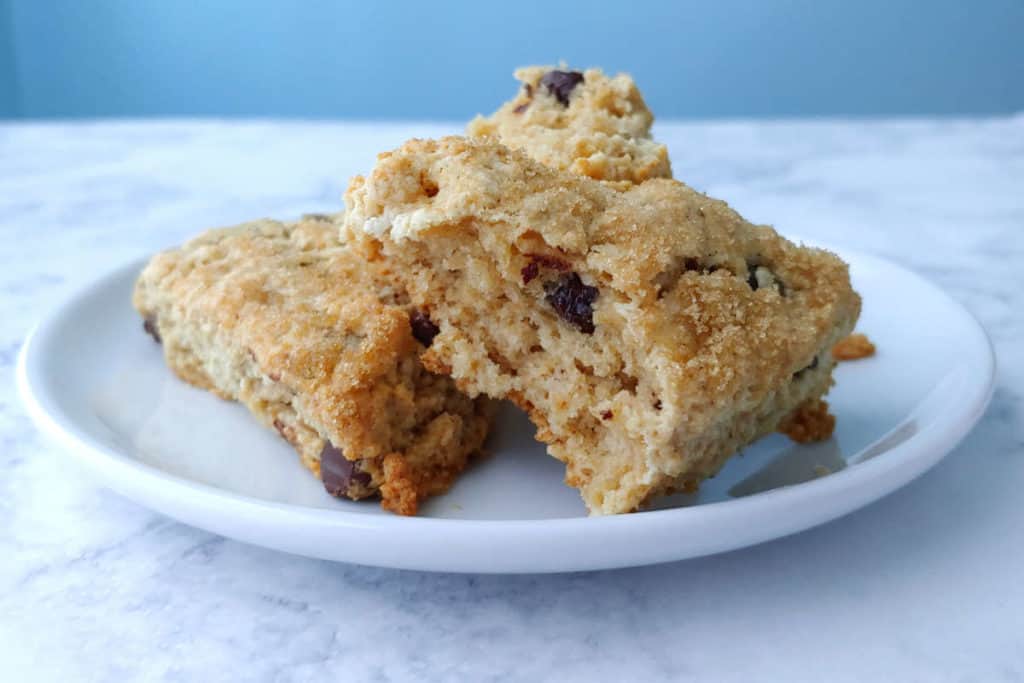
left=468, top=65, right=671, bottom=187
left=344, top=137, right=861, bottom=515
left=133, top=215, right=493, bottom=515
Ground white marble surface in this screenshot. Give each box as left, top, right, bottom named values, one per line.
left=1, top=118, right=1022, bottom=682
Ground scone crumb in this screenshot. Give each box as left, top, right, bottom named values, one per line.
left=779, top=399, right=836, bottom=443
left=379, top=453, right=419, bottom=516
left=833, top=333, right=875, bottom=361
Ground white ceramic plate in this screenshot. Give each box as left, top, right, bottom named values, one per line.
left=18, top=244, right=994, bottom=573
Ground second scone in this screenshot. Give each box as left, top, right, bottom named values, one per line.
left=468, top=65, right=671, bottom=187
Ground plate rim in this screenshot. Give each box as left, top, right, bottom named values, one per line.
left=17, top=246, right=996, bottom=572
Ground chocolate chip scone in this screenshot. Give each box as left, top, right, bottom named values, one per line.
left=133, top=214, right=493, bottom=516
left=467, top=65, right=671, bottom=187
left=343, top=137, right=861, bottom=515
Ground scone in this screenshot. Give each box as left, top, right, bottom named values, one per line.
left=467, top=65, right=671, bottom=187
left=343, top=137, right=860, bottom=515
left=133, top=214, right=493, bottom=516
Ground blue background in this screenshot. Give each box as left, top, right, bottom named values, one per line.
left=1, top=0, right=1021, bottom=120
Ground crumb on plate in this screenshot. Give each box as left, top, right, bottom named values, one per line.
left=833, top=333, right=876, bottom=361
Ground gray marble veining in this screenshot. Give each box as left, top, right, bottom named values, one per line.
left=1, top=118, right=1022, bottom=682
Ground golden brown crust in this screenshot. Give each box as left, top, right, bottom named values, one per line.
left=133, top=215, right=493, bottom=515
left=344, top=137, right=861, bottom=514
left=833, top=333, right=876, bottom=361
left=467, top=65, right=671, bottom=186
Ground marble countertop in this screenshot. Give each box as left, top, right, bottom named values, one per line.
left=1, top=118, right=1022, bottom=682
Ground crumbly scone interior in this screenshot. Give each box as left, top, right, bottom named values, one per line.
left=345, top=138, right=860, bottom=514
left=133, top=217, right=493, bottom=515
left=467, top=65, right=671, bottom=186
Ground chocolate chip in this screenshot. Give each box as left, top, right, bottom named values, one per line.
left=540, top=70, right=584, bottom=106
left=319, top=441, right=371, bottom=497
left=544, top=272, right=598, bottom=334
left=521, top=252, right=570, bottom=284
left=409, top=310, right=440, bottom=347
left=143, top=316, right=161, bottom=344
left=513, top=102, right=530, bottom=114
left=601, top=410, right=614, bottom=420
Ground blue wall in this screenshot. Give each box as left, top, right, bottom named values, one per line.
left=1, top=0, right=1022, bottom=120
left=0, top=1, right=16, bottom=118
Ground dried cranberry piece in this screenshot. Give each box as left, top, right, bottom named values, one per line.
left=409, top=310, right=440, bottom=347
left=544, top=272, right=598, bottom=334
left=540, top=70, right=584, bottom=106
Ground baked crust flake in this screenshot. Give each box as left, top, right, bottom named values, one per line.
left=833, top=333, right=876, bottom=361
